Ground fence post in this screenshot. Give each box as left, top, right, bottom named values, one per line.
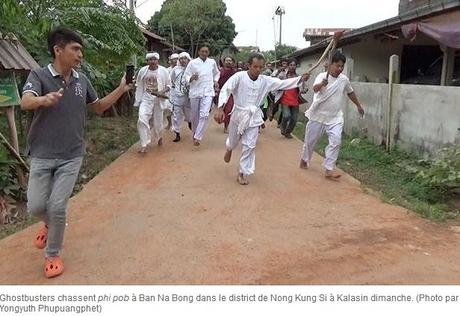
left=343, top=57, right=354, bottom=136
left=441, top=46, right=454, bottom=86
left=386, top=55, right=400, bottom=152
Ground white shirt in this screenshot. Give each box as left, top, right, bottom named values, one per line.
left=306, top=72, right=353, bottom=125
left=134, top=65, right=170, bottom=107
left=141, top=69, right=160, bottom=103
left=219, top=72, right=302, bottom=134
left=184, top=57, right=220, bottom=98
left=170, top=65, right=189, bottom=102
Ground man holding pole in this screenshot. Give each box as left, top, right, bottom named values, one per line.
left=299, top=51, right=364, bottom=180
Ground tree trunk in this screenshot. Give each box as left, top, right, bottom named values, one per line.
left=195, top=34, right=202, bottom=58
left=190, top=36, right=195, bottom=58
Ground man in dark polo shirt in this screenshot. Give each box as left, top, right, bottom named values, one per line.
left=21, top=27, right=132, bottom=278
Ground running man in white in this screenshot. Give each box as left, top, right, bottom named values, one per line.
left=164, top=53, right=179, bottom=130
left=184, top=44, right=220, bottom=146
left=299, top=51, right=364, bottom=179
left=215, top=53, right=310, bottom=185
left=170, top=52, right=192, bottom=142
left=134, top=52, right=171, bottom=154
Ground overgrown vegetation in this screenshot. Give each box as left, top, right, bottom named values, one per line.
left=293, top=121, right=460, bottom=222
left=0, top=114, right=139, bottom=239
left=1, top=0, right=144, bottom=237
left=412, top=146, right=460, bottom=197
left=74, top=114, right=139, bottom=194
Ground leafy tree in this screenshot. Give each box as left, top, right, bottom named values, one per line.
left=234, top=47, right=257, bottom=64
left=147, top=0, right=237, bottom=57
left=263, top=44, right=298, bottom=62
left=0, top=0, right=145, bottom=95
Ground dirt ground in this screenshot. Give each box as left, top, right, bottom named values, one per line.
left=1, top=120, right=460, bottom=285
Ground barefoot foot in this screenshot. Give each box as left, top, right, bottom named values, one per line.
left=237, top=173, right=249, bottom=185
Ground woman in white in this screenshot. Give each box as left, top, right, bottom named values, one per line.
left=170, top=52, right=192, bottom=142
left=184, top=45, right=220, bottom=146
left=215, top=53, right=310, bottom=185
left=134, top=52, right=171, bottom=154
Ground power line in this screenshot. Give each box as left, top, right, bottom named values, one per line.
left=136, top=0, right=151, bottom=8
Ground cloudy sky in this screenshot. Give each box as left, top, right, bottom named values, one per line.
left=132, top=0, right=400, bottom=50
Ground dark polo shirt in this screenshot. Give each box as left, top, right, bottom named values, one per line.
left=23, top=64, right=99, bottom=159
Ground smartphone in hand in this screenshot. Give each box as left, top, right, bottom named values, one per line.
left=126, top=65, right=135, bottom=84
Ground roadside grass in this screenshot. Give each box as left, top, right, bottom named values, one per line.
left=292, top=119, right=457, bottom=222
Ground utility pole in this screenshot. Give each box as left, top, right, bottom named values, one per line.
left=272, top=15, right=277, bottom=67
left=274, top=6, right=285, bottom=67
left=128, top=0, right=135, bottom=16
left=128, top=0, right=137, bottom=66
left=275, top=6, right=285, bottom=47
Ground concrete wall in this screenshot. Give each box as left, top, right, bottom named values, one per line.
left=342, top=35, right=401, bottom=83
left=344, top=82, right=460, bottom=156
left=344, top=82, right=389, bottom=145
left=391, top=84, right=460, bottom=155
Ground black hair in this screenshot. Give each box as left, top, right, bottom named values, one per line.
left=47, top=27, right=83, bottom=58
left=288, top=58, right=298, bottom=65
left=224, top=56, right=235, bottom=63
left=331, top=51, right=346, bottom=64
left=247, top=52, right=265, bottom=65
left=198, top=43, right=210, bottom=51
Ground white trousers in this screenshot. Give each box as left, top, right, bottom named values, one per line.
left=172, top=97, right=191, bottom=133
left=137, top=100, right=164, bottom=148
left=190, top=96, right=213, bottom=141
left=301, top=120, right=343, bottom=171
left=226, top=120, right=260, bottom=176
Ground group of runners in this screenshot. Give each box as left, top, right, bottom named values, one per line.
left=20, top=27, right=364, bottom=278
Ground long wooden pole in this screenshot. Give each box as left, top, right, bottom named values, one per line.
left=0, top=129, right=29, bottom=173
left=305, top=31, right=344, bottom=74
left=3, top=106, right=27, bottom=187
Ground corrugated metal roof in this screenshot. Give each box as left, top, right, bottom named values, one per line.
left=0, top=33, right=40, bottom=71
left=140, top=27, right=166, bottom=41
left=140, top=27, right=185, bottom=51
left=288, top=0, right=460, bottom=59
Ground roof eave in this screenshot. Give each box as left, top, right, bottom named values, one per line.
left=287, top=1, right=460, bottom=59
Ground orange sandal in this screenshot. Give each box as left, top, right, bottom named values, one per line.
left=34, top=224, right=48, bottom=249
left=44, top=256, right=64, bottom=278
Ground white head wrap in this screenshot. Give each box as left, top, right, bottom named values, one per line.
left=178, top=52, right=191, bottom=60
left=145, top=52, right=160, bottom=60
left=169, top=53, right=179, bottom=60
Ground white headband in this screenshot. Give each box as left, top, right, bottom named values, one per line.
left=178, top=52, right=191, bottom=60
left=146, top=52, right=159, bottom=60
left=169, top=53, right=179, bottom=60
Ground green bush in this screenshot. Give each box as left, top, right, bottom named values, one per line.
left=415, top=146, right=460, bottom=195
left=0, top=147, right=21, bottom=199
